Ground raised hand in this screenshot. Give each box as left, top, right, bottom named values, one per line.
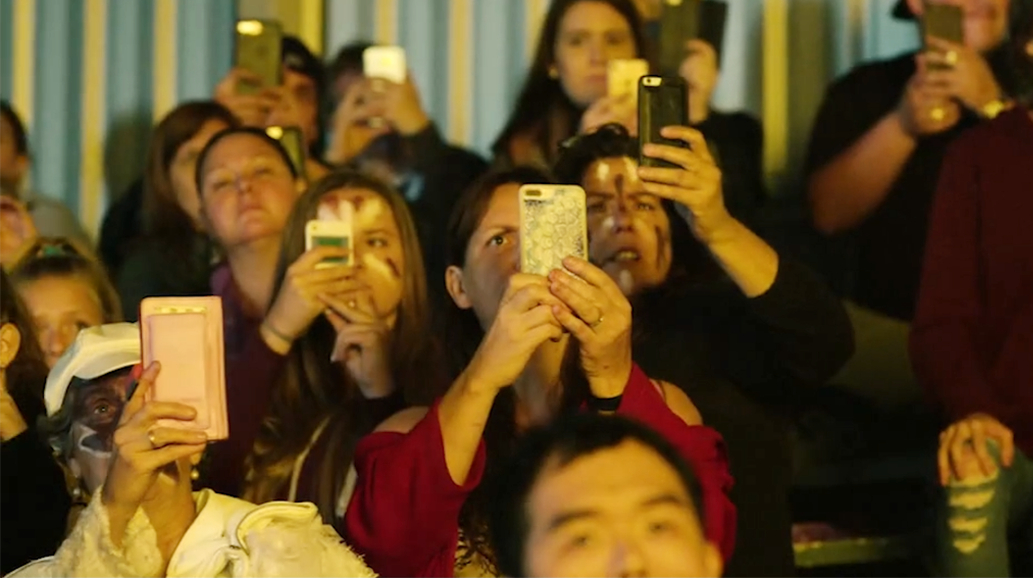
left=548, top=256, right=632, bottom=399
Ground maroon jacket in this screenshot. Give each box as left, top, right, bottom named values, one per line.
left=342, top=363, right=737, bottom=577
left=204, top=264, right=287, bottom=496
left=910, top=107, right=1033, bottom=457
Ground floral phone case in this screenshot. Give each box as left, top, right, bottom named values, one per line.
left=519, top=185, right=588, bottom=277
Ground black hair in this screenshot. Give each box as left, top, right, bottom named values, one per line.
left=489, top=413, right=705, bottom=577
left=193, top=126, right=299, bottom=194
left=552, top=123, right=639, bottom=184
left=327, top=40, right=376, bottom=89
left=0, top=100, right=29, bottom=156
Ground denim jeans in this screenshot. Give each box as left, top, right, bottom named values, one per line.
left=934, top=444, right=1033, bottom=576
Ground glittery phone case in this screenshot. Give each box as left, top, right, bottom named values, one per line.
left=519, top=185, right=588, bottom=277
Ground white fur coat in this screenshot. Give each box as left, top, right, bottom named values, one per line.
left=8, top=488, right=376, bottom=577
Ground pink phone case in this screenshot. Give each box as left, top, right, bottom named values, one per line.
left=139, top=296, right=229, bottom=440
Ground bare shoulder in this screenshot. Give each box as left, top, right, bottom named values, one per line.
left=658, top=381, right=703, bottom=426
left=374, top=406, right=430, bottom=434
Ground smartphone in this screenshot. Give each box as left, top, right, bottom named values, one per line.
left=608, top=59, right=650, bottom=102
left=363, top=46, right=407, bottom=84
left=659, top=0, right=728, bottom=74
left=266, top=126, right=307, bottom=180
left=234, top=19, right=283, bottom=95
left=305, top=209, right=353, bottom=269
left=139, top=297, right=228, bottom=440
left=921, top=3, right=963, bottom=69
left=639, top=75, right=689, bottom=169
left=519, top=185, right=588, bottom=277
left=659, top=0, right=700, bottom=76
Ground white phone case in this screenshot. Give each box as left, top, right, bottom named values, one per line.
left=363, top=46, right=407, bottom=84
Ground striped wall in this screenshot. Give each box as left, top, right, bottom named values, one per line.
left=0, top=0, right=234, bottom=239
left=0, top=0, right=920, bottom=240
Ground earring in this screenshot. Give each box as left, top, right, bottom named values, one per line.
left=548, top=66, right=559, bottom=79
left=190, top=467, right=200, bottom=481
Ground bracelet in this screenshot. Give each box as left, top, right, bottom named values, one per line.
left=261, top=320, right=294, bottom=345
left=586, top=394, right=623, bottom=412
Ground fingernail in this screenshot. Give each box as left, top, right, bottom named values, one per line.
left=193, top=431, right=208, bottom=441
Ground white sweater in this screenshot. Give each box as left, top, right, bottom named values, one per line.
left=9, top=488, right=376, bottom=577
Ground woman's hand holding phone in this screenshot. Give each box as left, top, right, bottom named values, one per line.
left=637, top=125, right=734, bottom=244
left=262, top=246, right=359, bottom=353
left=580, top=94, right=638, bottom=136
left=322, top=291, right=395, bottom=399
left=466, top=275, right=566, bottom=394
left=214, top=68, right=283, bottom=128
left=547, top=257, right=633, bottom=399
left=920, top=37, right=1004, bottom=113
left=103, top=362, right=205, bottom=550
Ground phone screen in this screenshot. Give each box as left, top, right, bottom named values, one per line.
left=314, top=235, right=350, bottom=265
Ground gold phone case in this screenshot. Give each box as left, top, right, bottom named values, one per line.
left=519, top=185, right=588, bottom=276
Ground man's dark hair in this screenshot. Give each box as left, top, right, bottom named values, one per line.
left=488, top=413, right=705, bottom=577
left=0, top=100, right=29, bottom=156
left=327, top=40, right=375, bottom=87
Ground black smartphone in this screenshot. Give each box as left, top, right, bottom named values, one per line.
left=266, top=126, right=307, bottom=180
left=921, top=3, right=963, bottom=70
left=658, top=0, right=699, bottom=76
left=658, top=0, right=728, bottom=75
left=234, top=19, right=283, bottom=95
left=639, top=75, right=688, bottom=169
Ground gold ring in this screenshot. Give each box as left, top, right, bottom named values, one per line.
left=148, top=430, right=159, bottom=449
left=930, top=107, right=946, bottom=122
left=945, top=50, right=959, bottom=67
left=589, top=315, right=604, bottom=329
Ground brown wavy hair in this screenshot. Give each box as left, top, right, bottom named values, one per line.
left=243, top=169, right=445, bottom=521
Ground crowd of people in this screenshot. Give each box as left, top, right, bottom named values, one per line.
left=1, top=0, right=1031, bottom=576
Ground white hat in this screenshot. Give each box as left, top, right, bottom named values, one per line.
left=44, top=322, right=141, bottom=417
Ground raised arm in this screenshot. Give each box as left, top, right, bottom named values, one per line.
left=807, top=58, right=961, bottom=234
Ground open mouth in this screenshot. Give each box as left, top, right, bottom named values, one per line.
left=607, top=248, right=641, bottom=264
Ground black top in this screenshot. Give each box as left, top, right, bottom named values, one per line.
left=1, top=390, right=71, bottom=573
left=695, top=110, right=766, bottom=230
left=117, top=233, right=215, bottom=322
left=804, top=52, right=979, bottom=321
left=632, top=258, right=854, bottom=577
left=401, top=123, right=489, bottom=310
left=98, top=178, right=145, bottom=279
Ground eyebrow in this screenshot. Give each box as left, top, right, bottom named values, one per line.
left=546, top=508, right=600, bottom=533
left=362, top=227, right=397, bottom=236
left=544, top=492, right=691, bottom=534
